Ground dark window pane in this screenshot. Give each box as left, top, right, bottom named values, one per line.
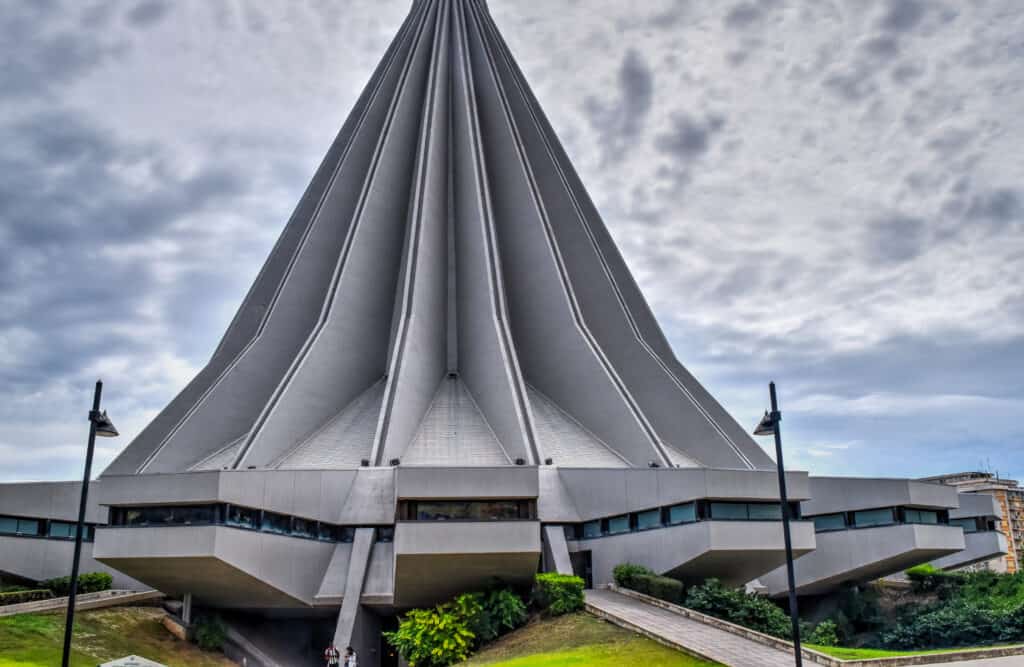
left=340, top=527, right=356, bottom=543
left=813, top=513, right=847, bottom=532
left=710, top=503, right=748, bottom=520
left=317, top=523, right=338, bottom=542
left=854, top=508, right=895, bottom=528
left=607, top=515, right=630, bottom=535
left=582, top=520, right=602, bottom=539
left=950, top=517, right=979, bottom=533
left=261, top=512, right=290, bottom=535
left=49, top=521, right=74, bottom=539
left=0, top=516, right=18, bottom=534
left=748, top=504, right=783, bottom=520
left=226, top=505, right=258, bottom=529
left=16, top=519, right=40, bottom=535
left=906, top=509, right=938, bottom=525
left=412, top=500, right=527, bottom=521
left=636, top=509, right=661, bottom=530
left=377, top=527, right=394, bottom=543
left=668, top=503, right=696, bottom=525
left=292, top=518, right=315, bottom=538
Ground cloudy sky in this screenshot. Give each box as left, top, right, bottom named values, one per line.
left=2, top=0, right=1022, bottom=483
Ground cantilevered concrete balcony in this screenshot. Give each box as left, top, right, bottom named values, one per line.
left=929, top=493, right=1007, bottom=571
left=93, top=525, right=336, bottom=609
left=570, top=518, right=816, bottom=588
left=393, top=521, right=540, bottom=608
left=760, top=477, right=964, bottom=597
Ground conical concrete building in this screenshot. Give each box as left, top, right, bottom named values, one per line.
left=0, top=2, right=976, bottom=665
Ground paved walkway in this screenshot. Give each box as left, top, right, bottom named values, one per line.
left=919, top=659, right=1024, bottom=666
left=585, top=588, right=818, bottom=667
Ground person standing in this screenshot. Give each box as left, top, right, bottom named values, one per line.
left=344, top=645, right=358, bottom=667
left=324, top=642, right=340, bottom=666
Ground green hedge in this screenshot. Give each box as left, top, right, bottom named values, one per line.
left=631, top=573, right=684, bottom=605
left=194, top=614, right=227, bottom=652
left=532, top=573, right=584, bottom=616
left=882, top=601, right=1024, bottom=649
left=42, top=572, right=113, bottom=597
left=613, top=563, right=654, bottom=589
left=685, top=578, right=791, bottom=639
left=0, top=589, right=54, bottom=606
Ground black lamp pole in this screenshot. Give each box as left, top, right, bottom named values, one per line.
left=61, top=379, right=117, bottom=667
left=761, top=381, right=803, bottom=666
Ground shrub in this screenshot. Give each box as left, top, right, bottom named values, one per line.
left=807, top=620, right=840, bottom=647
left=385, top=602, right=476, bottom=666
left=532, top=573, right=584, bottom=616
left=613, top=563, right=654, bottom=589
left=685, top=578, right=791, bottom=639
left=0, top=589, right=54, bottom=606
left=631, top=573, right=684, bottom=605
left=881, top=601, right=1024, bottom=649
left=42, top=572, right=113, bottom=597
left=482, top=588, right=527, bottom=637
left=193, top=614, right=227, bottom=652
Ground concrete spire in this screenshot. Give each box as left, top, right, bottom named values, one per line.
left=104, top=0, right=774, bottom=476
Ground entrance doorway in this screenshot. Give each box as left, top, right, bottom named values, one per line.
left=570, top=550, right=593, bottom=589
left=380, top=616, right=399, bottom=667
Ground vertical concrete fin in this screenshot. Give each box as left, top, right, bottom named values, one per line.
left=103, top=4, right=425, bottom=476
left=333, top=527, right=377, bottom=647
left=461, top=3, right=667, bottom=468
left=236, top=0, right=442, bottom=469
left=450, top=0, right=539, bottom=465
left=374, top=0, right=453, bottom=466
left=543, top=525, right=574, bottom=575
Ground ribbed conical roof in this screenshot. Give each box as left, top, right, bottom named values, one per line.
left=104, top=0, right=773, bottom=475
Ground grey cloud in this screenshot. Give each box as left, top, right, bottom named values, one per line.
left=582, top=49, right=655, bottom=163
left=654, top=112, right=725, bottom=159
left=724, top=3, right=762, bottom=29
left=863, top=215, right=928, bottom=265
left=966, top=188, right=1023, bottom=230
left=878, top=0, right=927, bottom=33
left=860, top=35, right=901, bottom=59
left=125, top=0, right=171, bottom=28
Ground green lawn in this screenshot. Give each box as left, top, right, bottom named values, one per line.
left=807, top=643, right=1024, bottom=660
left=0, top=607, right=233, bottom=667
left=462, top=612, right=721, bottom=666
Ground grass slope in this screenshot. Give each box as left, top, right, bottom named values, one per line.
left=462, top=612, right=721, bottom=666
left=808, top=643, right=1024, bottom=660
left=0, top=608, right=233, bottom=667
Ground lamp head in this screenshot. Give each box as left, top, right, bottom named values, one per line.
left=91, top=410, right=119, bottom=438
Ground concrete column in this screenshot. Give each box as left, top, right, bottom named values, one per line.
left=182, top=592, right=192, bottom=625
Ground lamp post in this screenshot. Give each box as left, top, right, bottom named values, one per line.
left=753, top=381, right=802, bottom=667
left=61, top=380, right=118, bottom=667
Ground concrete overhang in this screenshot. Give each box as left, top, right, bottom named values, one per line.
left=802, top=477, right=959, bottom=516
left=760, top=523, right=966, bottom=597
left=951, top=492, right=1002, bottom=520
left=930, top=531, right=1008, bottom=571
left=93, top=525, right=335, bottom=609
left=96, top=468, right=395, bottom=525
left=395, top=466, right=538, bottom=499
left=571, top=520, right=816, bottom=588
left=0, top=481, right=106, bottom=524
left=393, top=521, right=540, bottom=607
left=551, top=467, right=810, bottom=523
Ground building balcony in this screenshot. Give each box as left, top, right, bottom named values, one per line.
left=930, top=531, right=1008, bottom=571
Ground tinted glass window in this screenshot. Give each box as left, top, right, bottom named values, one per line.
left=16, top=519, right=40, bottom=535
left=905, top=509, right=938, bottom=525
left=813, top=513, right=847, bottom=532
left=317, top=523, right=338, bottom=541
left=339, top=527, right=356, bottom=543
left=292, top=518, right=316, bottom=538
left=854, top=508, right=895, bottom=527
left=262, top=512, right=290, bottom=534
left=49, top=521, right=74, bottom=539
left=636, top=509, right=661, bottom=530
left=668, top=503, right=696, bottom=525
left=710, top=503, right=748, bottom=520
left=0, top=516, right=18, bottom=534
left=582, top=520, right=602, bottom=539
left=748, top=504, right=783, bottom=520
left=377, top=527, right=394, bottom=542
left=950, top=517, right=980, bottom=533
left=226, top=505, right=258, bottom=529
left=607, top=515, right=630, bottom=535
left=413, top=501, right=527, bottom=521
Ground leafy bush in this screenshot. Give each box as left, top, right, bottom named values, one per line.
left=881, top=600, right=1024, bottom=649
left=193, top=614, right=227, bottom=652
left=0, top=589, right=54, bottom=606
left=532, top=573, right=584, bottom=616
left=385, top=601, right=476, bottom=666
left=613, top=563, right=654, bottom=589
left=631, top=573, right=684, bottom=605
left=807, top=620, right=840, bottom=647
left=685, top=578, right=791, bottom=639
left=385, top=588, right=527, bottom=666
left=42, top=572, right=113, bottom=597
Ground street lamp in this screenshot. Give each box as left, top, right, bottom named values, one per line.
left=753, top=381, right=803, bottom=667
left=61, top=380, right=118, bottom=667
